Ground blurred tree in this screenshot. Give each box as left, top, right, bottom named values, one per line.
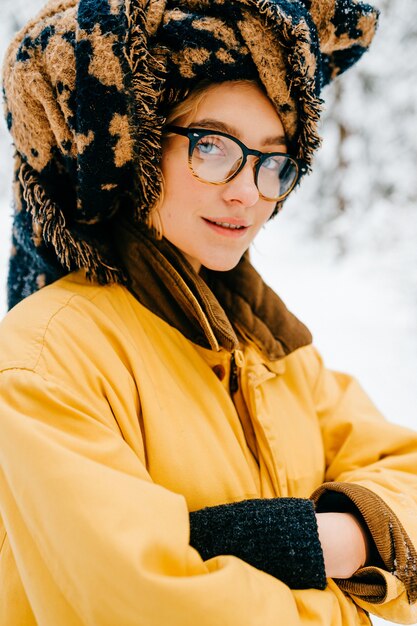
left=289, top=0, right=417, bottom=259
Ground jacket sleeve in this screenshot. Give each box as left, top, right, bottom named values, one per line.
left=0, top=367, right=306, bottom=626
left=302, top=345, right=417, bottom=623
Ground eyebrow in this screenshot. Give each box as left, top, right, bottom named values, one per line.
left=190, top=118, right=287, bottom=148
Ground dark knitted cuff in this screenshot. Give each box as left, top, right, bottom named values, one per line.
left=189, top=498, right=326, bottom=590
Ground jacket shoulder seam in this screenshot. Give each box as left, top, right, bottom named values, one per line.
left=0, top=290, right=102, bottom=373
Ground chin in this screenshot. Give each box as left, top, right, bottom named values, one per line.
left=201, top=255, right=242, bottom=273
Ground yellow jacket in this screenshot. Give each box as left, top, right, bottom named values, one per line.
left=1, top=234, right=417, bottom=625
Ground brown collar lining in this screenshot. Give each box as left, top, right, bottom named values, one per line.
left=114, top=218, right=312, bottom=360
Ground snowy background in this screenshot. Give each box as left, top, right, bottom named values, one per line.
left=0, top=1, right=416, bottom=624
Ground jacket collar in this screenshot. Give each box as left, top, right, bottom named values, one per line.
left=114, top=218, right=312, bottom=360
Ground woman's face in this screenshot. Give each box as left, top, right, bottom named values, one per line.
left=158, top=82, right=287, bottom=273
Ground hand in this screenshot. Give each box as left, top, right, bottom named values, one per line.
left=316, top=512, right=370, bottom=579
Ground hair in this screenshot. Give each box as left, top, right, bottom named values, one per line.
left=146, top=79, right=263, bottom=238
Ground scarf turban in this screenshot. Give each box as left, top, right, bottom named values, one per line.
left=3, top=0, right=378, bottom=308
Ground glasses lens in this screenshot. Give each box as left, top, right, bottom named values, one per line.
left=257, top=155, right=298, bottom=201
left=191, top=133, right=243, bottom=183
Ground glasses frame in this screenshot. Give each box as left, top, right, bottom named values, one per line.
left=164, top=124, right=300, bottom=202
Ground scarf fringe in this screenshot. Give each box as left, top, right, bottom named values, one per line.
left=288, top=22, right=323, bottom=167
left=18, top=161, right=124, bottom=285
left=261, top=6, right=323, bottom=167
left=124, top=0, right=167, bottom=221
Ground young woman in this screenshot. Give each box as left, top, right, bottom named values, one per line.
left=1, top=0, right=416, bottom=625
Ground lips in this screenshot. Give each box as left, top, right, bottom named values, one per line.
left=203, top=217, right=250, bottom=230
left=210, top=221, right=245, bottom=230
left=202, top=217, right=251, bottom=238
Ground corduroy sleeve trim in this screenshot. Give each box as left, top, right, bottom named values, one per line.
left=311, top=482, right=417, bottom=604
left=189, top=497, right=327, bottom=590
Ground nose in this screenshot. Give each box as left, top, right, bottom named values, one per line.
left=221, top=160, right=260, bottom=208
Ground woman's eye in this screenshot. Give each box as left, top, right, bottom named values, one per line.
left=196, top=137, right=224, bottom=157
left=262, top=156, right=281, bottom=171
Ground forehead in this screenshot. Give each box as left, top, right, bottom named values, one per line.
left=188, top=81, right=286, bottom=146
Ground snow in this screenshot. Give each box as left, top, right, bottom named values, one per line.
left=0, top=146, right=13, bottom=314
left=252, top=209, right=417, bottom=429
left=0, top=207, right=11, bottom=314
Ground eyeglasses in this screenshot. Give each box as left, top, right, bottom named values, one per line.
left=164, top=125, right=300, bottom=202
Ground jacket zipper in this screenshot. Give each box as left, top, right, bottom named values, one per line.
left=164, top=261, right=246, bottom=387
left=169, top=266, right=220, bottom=351
left=229, top=349, right=245, bottom=394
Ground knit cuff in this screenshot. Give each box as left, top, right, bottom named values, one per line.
left=189, top=498, right=326, bottom=590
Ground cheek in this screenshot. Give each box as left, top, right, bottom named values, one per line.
left=161, top=156, right=211, bottom=217
left=161, top=153, right=195, bottom=203
left=256, top=203, right=276, bottom=228
left=161, top=152, right=180, bottom=195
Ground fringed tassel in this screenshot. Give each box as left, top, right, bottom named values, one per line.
left=123, top=0, right=167, bottom=222
left=289, top=20, right=323, bottom=166
left=271, top=16, right=323, bottom=168
left=18, top=161, right=124, bottom=285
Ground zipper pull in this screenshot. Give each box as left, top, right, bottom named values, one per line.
left=229, top=349, right=245, bottom=395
